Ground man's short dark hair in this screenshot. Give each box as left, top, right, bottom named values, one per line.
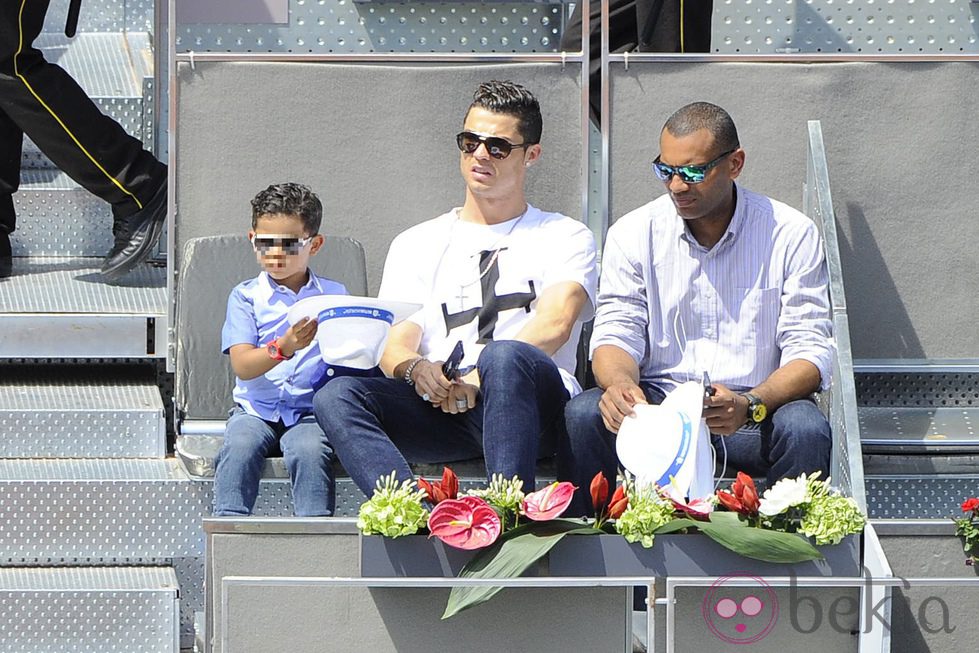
left=662, top=102, right=740, bottom=154
left=250, top=182, right=322, bottom=234
left=466, top=80, right=543, bottom=145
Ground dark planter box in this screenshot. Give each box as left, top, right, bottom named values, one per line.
left=548, top=532, right=861, bottom=577
left=361, top=531, right=861, bottom=578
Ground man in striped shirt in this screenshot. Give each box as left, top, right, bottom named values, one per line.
left=560, top=102, right=833, bottom=516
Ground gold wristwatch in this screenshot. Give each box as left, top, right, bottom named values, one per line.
left=742, top=393, right=768, bottom=424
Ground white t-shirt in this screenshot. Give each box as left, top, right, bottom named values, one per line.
left=378, top=204, right=598, bottom=395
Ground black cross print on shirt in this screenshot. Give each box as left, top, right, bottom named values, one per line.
left=441, top=249, right=536, bottom=343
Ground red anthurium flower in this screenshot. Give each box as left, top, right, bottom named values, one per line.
left=428, top=497, right=501, bottom=550
left=961, top=497, right=979, bottom=513
left=522, top=481, right=576, bottom=521
left=590, top=472, right=609, bottom=513
left=671, top=496, right=714, bottom=521
left=608, top=485, right=629, bottom=519
left=417, top=466, right=460, bottom=505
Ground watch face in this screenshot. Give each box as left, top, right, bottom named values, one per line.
left=751, top=403, right=767, bottom=423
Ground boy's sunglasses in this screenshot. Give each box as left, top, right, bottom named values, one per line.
left=251, top=234, right=313, bottom=255
left=456, top=131, right=531, bottom=160
left=652, top=148, right=737, bottom=184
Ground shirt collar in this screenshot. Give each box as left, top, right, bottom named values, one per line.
left=258, top=270, right=322, bottom=303
left=678, top=182, right=745, bottom=252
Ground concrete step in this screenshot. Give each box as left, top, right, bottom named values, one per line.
left=0, top=566, right=179, bottom=653
left=0, top=256, right=166, bottom=359
left=0, top=365, right=165, bottom=458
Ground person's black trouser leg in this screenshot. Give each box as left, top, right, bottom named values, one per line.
left=0, top=0, right=166, bottom=234
left=0, top=108, right=19, bottom=235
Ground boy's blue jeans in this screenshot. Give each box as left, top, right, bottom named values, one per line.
left=212, top=407, right=335, bottom=516
left=313, top=340, right=569, bottom=496
left=559, top=384, right=832, bottom=517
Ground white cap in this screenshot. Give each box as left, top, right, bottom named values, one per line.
left=287, top=295, right=421, bottom=369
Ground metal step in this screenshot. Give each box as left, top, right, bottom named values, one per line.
left=22, top=32, right=154, bottom=170
left=0, top=257, right=166, bottom=358
left=0, top=365, right=165, bottom=458
left=11, top=170, right=112, bottom=258
left=42, top=0, right=156, bottom=34
left=859, top=406, right=979, bottom=453
left=865, top=474, right=979, bottom=519
left=0, top=566, right=179, bottom=653
left=0, top=458, right=339, bottom=563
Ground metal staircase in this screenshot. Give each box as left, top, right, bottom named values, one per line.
left=859, top=361, right=979, bottom=519
left=0, top=3, right=183, bottom=651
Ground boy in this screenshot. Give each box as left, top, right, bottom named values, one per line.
left=213, top=182, right=345, bottom=517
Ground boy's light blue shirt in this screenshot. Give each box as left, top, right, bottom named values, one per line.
left=222, top=270, right=347, bottom=426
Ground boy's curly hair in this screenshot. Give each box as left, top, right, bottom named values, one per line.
left=250, top=183, right=322, bottom=234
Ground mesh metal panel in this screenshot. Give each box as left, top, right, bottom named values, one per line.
left=857, top=372, right=979, bottom=407
left=865, top=475, right=979, bottom=518
left=175, top=1, right=567, bottom=53
left=713, top=0, right=979, bottom=54
left=0, top=567, right=178, bottom=653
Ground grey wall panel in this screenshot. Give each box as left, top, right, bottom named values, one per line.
left=222, top=583, right=626, bottom=653
left=610, top=61, right=979, bottom=360
left=879, top=535, right=979, bottom=652
left=175, top=61, right=583, bottom=294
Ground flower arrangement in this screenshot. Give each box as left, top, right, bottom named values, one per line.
left=357, top=467, right=866, bottom=618
left=953, top=496, right=979, bottom=566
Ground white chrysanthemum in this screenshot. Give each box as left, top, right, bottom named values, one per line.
left=758, top=474, right=810, bottom=517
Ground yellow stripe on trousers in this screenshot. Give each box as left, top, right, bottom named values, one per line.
left=14, top=0, right=143, bottom=210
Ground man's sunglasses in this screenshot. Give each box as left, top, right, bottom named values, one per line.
left=652, top=148, right=737, bottom=184
left=250, top=234, right=313, bottom=255
left=456, top=131, right=531, bottom=160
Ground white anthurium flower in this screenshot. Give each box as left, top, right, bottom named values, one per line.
left=758, top=474, right=811, bottom=517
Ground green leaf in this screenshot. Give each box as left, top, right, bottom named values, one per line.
left=653, top=518, right=698, bottom=534
left=442, top=519, right=600, bottom=619
left=696, top=515, right=823, bottom=563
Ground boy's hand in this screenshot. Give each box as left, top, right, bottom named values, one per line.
left=279, top=317, right=318, bottom=357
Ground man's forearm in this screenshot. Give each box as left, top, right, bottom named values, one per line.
left=749, top=359, right=821, bottom=412
left=592, top=344, right=641, bottom=390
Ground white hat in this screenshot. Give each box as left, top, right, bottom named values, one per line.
left=287, top=295, right=421, bottom=369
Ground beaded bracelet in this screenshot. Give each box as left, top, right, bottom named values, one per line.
left=402, top=357, right=424, bottom=386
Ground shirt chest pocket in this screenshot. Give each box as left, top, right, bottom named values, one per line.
left=734, top=287, right=780, bottom=348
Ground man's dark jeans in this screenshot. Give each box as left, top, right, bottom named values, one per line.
left=313, top=340, right=570, bottom=496
left=560, top=383, right=832, bottom=516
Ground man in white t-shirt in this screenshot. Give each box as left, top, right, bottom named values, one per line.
left=314, top=81, right=597, bottom=496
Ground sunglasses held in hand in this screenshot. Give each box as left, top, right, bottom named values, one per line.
left=652, top=148, right=737, bottom=184
left=250, top=234, right=313, bottom=256
left=456, top=131, right=532, bottom=160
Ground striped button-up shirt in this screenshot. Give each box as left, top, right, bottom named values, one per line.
left=591, top=184, right=833, bottom=393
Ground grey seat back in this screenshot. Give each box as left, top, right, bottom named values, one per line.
left=175, top=234, right=367, bottom=422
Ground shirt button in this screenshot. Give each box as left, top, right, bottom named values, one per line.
left=326, top=368, right=335, bottom=377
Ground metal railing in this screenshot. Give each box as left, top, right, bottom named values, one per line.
left=804, top=120, right=867, bottom=513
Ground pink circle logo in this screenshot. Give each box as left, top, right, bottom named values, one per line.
left=701, top=573, right=778, bottom=644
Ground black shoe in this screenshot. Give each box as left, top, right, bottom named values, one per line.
left=0, top=230, right=12, bottom=278
left=101, top=180, right=168, bottom=282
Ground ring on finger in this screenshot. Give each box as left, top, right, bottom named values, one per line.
left=422, top=393, right=431, bottom=402
left=455, top=399, right=468, bottom=410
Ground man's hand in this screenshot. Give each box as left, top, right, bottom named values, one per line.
left=599, top=381, right=648, bottom=433
left=703, top=383, right=749, bottom=435
left=279, top=317, right=317, bottom=357
left=410, top=359, right=453, bottom=406
left=440, top=381, right=479, bottom=414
